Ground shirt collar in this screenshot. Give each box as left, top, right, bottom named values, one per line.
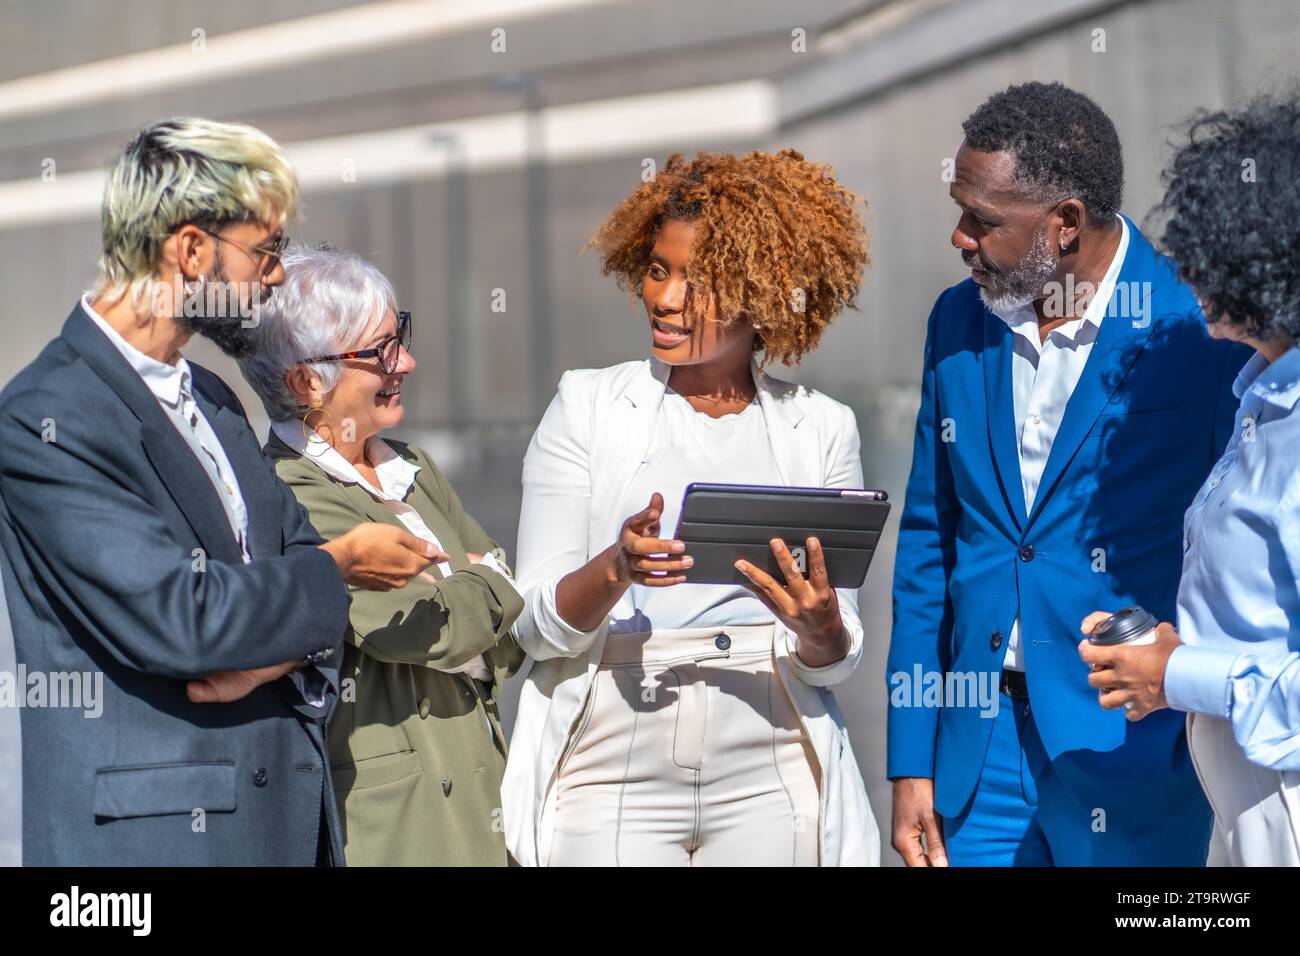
left=993, top=214, right=1130, bottom=344
left=1233, top=345, right=1300, bottom=410
left=80, top=294, right=190, bottom=407
left=269, top=419, right=419, bottom=502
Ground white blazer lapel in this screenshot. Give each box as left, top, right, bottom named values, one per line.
left=589, top=358, right=672, bottom=546
left=753, top=358, right=821, bottom=487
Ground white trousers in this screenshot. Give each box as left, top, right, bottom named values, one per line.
left=1187, top=712, right=1300, bottom=866
left=548, top=623, right=821, bottom=866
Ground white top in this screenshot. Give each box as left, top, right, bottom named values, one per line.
left=992, top=215, right=1129, bottom=669
left=616, top=388, right=781, bottom=631
left=269, top=420, right=514, bottom=682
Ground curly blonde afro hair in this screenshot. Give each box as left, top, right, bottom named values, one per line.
left=588, top=148, right=869, bottom=366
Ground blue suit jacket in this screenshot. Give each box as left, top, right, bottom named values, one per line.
left=887, top=219, right=1250, bottom=835
left=0, top=302, right=351, bottom=865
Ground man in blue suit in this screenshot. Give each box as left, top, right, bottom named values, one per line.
left=888, top=82, right=1250, bottom=866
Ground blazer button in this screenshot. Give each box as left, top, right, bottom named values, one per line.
left=1018, top=544, right=1035, bottom=562
left=253, top=768, right=268, bottom=787
left=990, top=630, right=1003, bottom=651
left=418, top=697, right=431, bottom=719
left=715, top=634, right=732, bottom=650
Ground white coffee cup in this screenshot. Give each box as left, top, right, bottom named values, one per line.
left=1089, top=605, right=1158, bottom=647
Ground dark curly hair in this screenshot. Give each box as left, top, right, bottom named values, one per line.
left=1154, top=95, right=1300, bottom=340
left=586, top=149, right=869, bottom=367
left=962, top=81, right=1123, bottom=221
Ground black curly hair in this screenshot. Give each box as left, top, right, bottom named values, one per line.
left=962, top=81, right=1123, bottom=221
left=1155, top=95, right=1300, bottom=340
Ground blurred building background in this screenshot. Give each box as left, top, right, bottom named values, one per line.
left=0, top=0, right=1297, bottom=866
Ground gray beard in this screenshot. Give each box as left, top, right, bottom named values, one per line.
left=977, top=227, right=1058, bottom=314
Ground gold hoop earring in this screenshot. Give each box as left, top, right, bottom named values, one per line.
left=301, top=399, right=333, bottom=458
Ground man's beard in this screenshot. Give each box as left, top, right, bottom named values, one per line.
left=976, top=226, right=1058, bottom=314
left=175, top=249, right=263, bottom=359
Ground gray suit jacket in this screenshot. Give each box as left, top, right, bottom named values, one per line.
left=0, top=302, right=351, bottom=865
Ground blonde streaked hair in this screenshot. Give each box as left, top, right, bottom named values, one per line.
left=95, top=116, right=299, bottom=315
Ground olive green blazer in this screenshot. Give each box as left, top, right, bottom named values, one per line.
left=266, top=430, right=525, bottom=866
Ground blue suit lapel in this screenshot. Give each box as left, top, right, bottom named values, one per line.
left=1025, top=216, right=1158, bottom=529
left=983, top=310, right=1028, bottom=531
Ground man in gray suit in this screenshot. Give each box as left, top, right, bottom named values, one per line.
left=0, top=117, right=440, bottom=865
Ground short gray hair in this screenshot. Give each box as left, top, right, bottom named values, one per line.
left=238, top=246, right=397, bottom=422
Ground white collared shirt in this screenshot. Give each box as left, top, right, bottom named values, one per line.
left=82, top=296, right=250, bottom=563
left=994, top=216, right=1130, bottom=669
left=270, top=420, right=512, bottom=682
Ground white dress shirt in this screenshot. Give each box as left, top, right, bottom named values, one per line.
left=269, top=420, right=512, bottom=682
left=994, top=216, right=1129, bottom=669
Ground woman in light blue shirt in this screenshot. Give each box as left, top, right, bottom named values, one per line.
left=1078, top=96, right=1300, bottom=865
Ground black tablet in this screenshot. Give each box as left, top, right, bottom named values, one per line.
left=671, top=482, right=891, bottom=589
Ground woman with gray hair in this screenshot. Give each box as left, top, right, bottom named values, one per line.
left=240, top=246, right=525, bottom=866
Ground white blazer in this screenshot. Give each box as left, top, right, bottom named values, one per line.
left=503, top=355, right=881, bottom=866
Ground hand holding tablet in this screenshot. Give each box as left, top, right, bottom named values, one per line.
left=672, top=482, right=891, bottom=589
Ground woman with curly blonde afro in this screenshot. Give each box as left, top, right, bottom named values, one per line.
left=503, top=149, right=879, bottom=867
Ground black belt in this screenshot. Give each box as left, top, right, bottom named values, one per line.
left=1000, top=668, right=1029, bottom=699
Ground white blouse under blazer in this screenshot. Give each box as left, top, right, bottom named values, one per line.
left=502, top=355, right=881, bottom=866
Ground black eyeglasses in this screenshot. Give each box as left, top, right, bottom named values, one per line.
left=301, top=311, right=412, bottom=375
left=192, top=224, right=290, bottom=277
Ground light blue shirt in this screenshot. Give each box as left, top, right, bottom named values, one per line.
left=1165, top=345, right=1300, bottom=770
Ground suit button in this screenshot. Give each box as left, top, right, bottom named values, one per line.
left=715, top=634, right=731, bottom=650
left=418, top=697, right=431, bottom=719
left=1018, top=544, right=1035, bottom=562
left=990, top=630, right=1003, bottom=651
left=253, top=768, right=268, bottom=787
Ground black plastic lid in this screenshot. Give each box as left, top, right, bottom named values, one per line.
left=1089, top=605, right=1157, bottom=646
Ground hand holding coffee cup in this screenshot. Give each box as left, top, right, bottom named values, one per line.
left=1084, top=606, right=1160, bottom=648
left=1078, top=606, right=1182, bottom=721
